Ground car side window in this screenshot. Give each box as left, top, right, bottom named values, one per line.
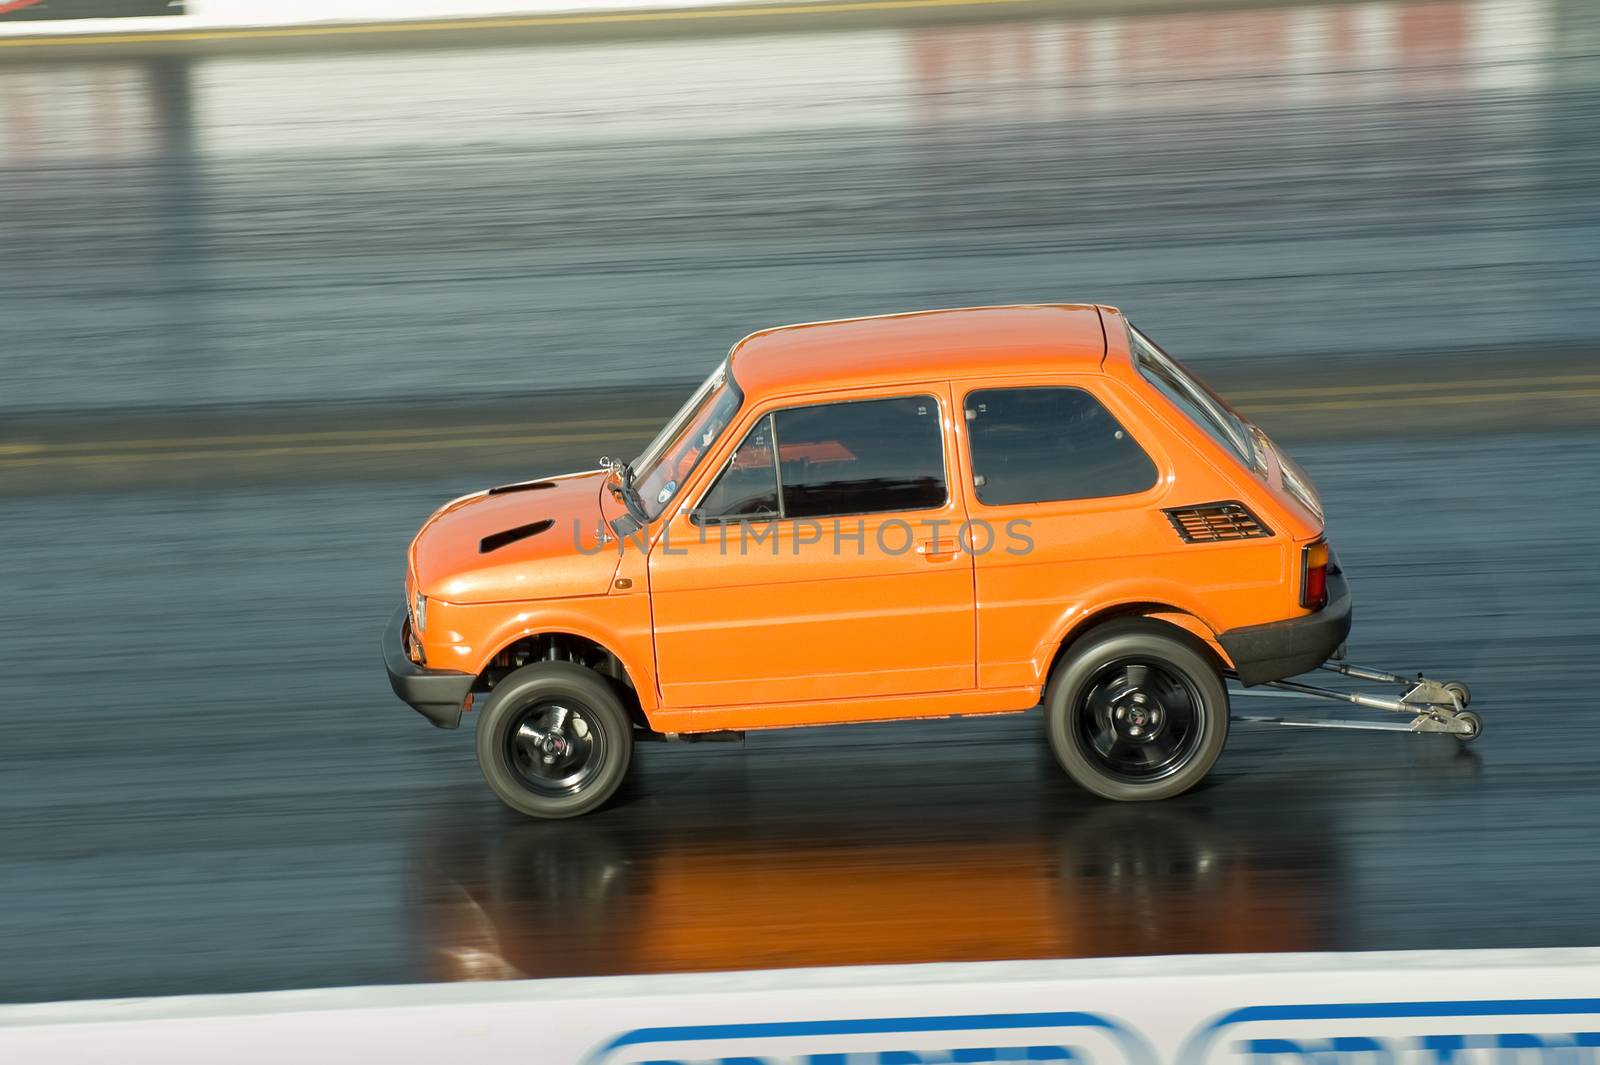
left=771, top=395, right=946, bottom=519
left=696, top=397, right=946, bottom=522
left=965, top=387, right=1157, bottom=506
left=697, top=414, right=781, bottom=522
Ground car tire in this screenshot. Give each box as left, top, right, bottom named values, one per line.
left=476, top=662, right=634, bottom=819
left=1045, top=619, right=1229, bottom=802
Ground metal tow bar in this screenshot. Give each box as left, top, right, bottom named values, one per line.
left=1228, top=660, right=1481, bottom=741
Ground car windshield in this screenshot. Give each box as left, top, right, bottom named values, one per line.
left=1128, top=326, right=1256, bottom=468
left=631, top=361, right=743, bottom=521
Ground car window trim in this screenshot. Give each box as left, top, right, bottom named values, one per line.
left=768, top=410, right=788, bottom=518
left=1127, top=325, right=1254, bottom=465
left=690, top=412, right=780, bottom=527
left=632, top=365, right=745, bottom=523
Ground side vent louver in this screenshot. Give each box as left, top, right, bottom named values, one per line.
left=487, top=479, right=557, bottom=496
left=480, top=519, right=555, bottom=554
left=1164, top=501, right=1272, bottom=543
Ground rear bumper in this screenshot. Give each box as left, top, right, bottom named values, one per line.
left=1218, top=568, right=1353, bottom=686
left=383, top=605, right=474, bottom=729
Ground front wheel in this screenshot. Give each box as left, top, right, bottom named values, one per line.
left=476, top=662, right=634, bottom=819
left=1045, top=621, right=1230, bottom=802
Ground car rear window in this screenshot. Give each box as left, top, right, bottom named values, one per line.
left=965, top=387, right=1157, bottom=506
left=1128, top=326, right=1255, bottom=468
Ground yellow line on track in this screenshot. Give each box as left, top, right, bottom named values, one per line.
left=0, top=429, right=652, bottom=469
left=1228, top=373, right=1600, bottom=402
left=2, top=382, right=1597, bottom=471
left=1242, top=387, right=1600, bottom=414
left=26, top=418, right=662, bottom=454
left=0, top=0, right=1041, bottom=49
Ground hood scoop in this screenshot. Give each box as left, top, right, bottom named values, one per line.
left=480, top=518, right=555, bottom=554
left=487, top=479, right=558, bottom=496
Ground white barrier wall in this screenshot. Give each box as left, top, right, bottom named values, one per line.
left=0, top=0, right=1552, bottom=162
left=195, top=0, right=825, bottom=21
left=2, top=950, right=1598, bottom=1064
left=0, top=0, right=841, bottom=38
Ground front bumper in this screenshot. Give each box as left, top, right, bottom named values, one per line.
left=1218, top=567, right=1353, bottom=686
left=383, top=604, right=474, bottom=729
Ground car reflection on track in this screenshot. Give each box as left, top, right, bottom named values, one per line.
left=411, top=789, right=1347, bottom=982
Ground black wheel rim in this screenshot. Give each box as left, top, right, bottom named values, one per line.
left=1075, top=658, right=1206, bottom=782
left=506, top=700, right=607, bottom=797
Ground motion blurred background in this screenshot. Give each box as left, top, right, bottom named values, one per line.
left=2, top=0, right=1598, bottom=1006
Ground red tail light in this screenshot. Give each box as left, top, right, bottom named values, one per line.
left=1301, top=540, right=1330, bottom=610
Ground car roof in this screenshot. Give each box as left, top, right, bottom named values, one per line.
left=727, top=304, right=1111, bottom=398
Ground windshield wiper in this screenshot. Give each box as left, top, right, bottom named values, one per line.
left=617, top=461, right=649, bottom=525
left=601, top=455, right=650, bottom=525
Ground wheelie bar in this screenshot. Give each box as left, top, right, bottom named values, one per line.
left=1228, top=659, right=1481, bottom=741
left=1319, top=661, right=1414, bottom=684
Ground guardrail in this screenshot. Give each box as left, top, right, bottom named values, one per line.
left=3, top=949, right=1597, bottom=1064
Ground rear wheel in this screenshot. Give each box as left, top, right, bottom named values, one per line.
left=1046, top=621, right=1229, bottom=801
left=476, top=662, right=634, bottom=819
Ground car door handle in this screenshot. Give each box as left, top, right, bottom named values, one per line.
left=916, top=539, right=959, bottom=560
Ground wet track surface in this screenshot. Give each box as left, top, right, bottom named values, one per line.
left=4, top=428, right=1599, bottom=1003
left=3, top=0, right=1600, bottom=1005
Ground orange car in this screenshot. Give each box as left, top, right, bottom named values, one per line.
left=383, top=305, right=1465, bottom=818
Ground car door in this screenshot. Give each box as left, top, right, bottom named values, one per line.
left=958, top=379, right=1181, bottom=690
left=648, top=385, right=975, bottom=716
